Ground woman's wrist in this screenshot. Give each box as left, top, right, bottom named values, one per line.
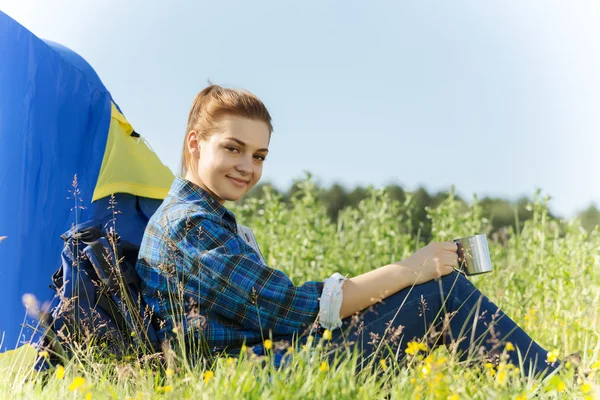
left=386, top=261, right=421, bottom=290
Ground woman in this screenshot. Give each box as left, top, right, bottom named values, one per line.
left=135, top=84, right=559, bottom=377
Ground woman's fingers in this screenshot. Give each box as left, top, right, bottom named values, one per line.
left=444, top=256, right=458, bottom=267
left=442, top=249, right=459, bottom=263
left=442, top=241, right=458, bottom=252
left=431, top=255, right=458, bottom=268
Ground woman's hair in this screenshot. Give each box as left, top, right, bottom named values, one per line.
left=180, top=84, right=273, bottom=177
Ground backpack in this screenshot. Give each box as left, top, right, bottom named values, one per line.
left=33, top=219, right=162, bottom=371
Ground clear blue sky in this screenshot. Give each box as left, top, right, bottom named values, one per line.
left=2, top=0, right=598, bottom=219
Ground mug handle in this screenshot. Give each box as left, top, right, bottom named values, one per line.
left=453, top=239, right=468, bottom=276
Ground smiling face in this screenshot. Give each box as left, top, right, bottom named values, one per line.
left=185, top=115, right=270, bottom=204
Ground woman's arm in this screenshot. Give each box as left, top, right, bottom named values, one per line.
left=338, top=241, right=459, bottom=319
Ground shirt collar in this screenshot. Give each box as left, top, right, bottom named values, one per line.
left=168, top=176, right=238, bottom=233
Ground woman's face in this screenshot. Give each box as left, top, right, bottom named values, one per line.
left=185, top=115, right=270, bottom=204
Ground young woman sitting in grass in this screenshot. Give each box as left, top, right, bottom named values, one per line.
left=135, top=84, right=560, bottom=378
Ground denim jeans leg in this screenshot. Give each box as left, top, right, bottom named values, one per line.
left=326, top=271, right=558, bottom=377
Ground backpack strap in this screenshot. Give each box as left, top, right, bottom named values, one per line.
left=61, top=220, right=103, bottom=242
left=85, top=239, right=140, bottom=294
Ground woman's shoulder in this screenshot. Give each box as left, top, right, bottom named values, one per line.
left=145, top=195, right=221, bottom=240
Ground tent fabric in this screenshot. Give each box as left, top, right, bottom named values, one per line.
left=93, top=103, right=174, bottom=202
left=0, top=11, right=174, bottom=351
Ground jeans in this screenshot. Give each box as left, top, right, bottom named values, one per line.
left=324, top=271, right=559, bottom=378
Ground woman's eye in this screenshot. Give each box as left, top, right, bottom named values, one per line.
left=225, top=146, right=265, bottom=161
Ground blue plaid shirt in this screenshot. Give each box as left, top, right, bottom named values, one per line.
left=136, top=177, right=325, bottom=356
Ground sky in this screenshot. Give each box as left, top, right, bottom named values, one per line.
left=1, top=0, right=598, bottom=219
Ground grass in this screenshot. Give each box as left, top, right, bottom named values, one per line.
left=1, top=177, right=599, bottom=399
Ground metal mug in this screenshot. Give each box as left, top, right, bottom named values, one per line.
left=452, top=234, right=493, bottom=276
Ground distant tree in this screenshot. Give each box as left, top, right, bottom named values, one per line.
left=578, top=204, right=600, bottom=232
left=346, top=186, right=369, bottom=209
left=480, top=197, right=520, bottom=234
left=384, top=184, right=406, bottom=205
left=283, top=181, right=303, bottom=204
left=409, top=186, right=434, bottom=240
left=319, top=182, right=348, bottom=222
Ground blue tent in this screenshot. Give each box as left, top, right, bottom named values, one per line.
left=0, top=11, right=175, bottom=351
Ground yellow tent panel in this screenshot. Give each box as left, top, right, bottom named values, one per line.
left=92, top=103, right=174, bottom=201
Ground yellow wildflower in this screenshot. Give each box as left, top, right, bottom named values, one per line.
left=165, top=368, right=174, bottom=378
left=241, top=344, right=247, bottom=353
left=581, top=382, right=591, bottom=393
left=226, top=357, right=236, bottom=366
left=497, top=369, right=507, bottom=384
left=435, top=356, right=448, bottom=365
left=85, top=393, right=92, bottom=400
left=55, top=365, right=65, bottom=380
left=172, top=327, right=179, bottom=334
left=406, top=341, right=427, bottom=355
left=547, top=375, right=565, bottom=393
left=590, top=360, right=600, bottom=370
left=524, top=309, right=536, bottom=329
left=323, top=330, right=332, bottom=341
left=68, top=376, right=86, bottom=392
left=203, top=370, right=214, bottom=384
left=448, top=394, right=459, bottom=400
left=484, top=363, right=496, bottom=376
left=505, top=342, right=515, bottom=352
left=156, top=385, right=173, bottom=393
left=546, top=349, right=559, bottom=363
left=319, top=361, right=329, bottom=372
left=379, top=359, right=387, bottom=371
left=421, top=363, right=431, bottom=376
left=264, top=339, right=272, bottom=350
left=39, top=350, right=49, bottom=358
left=514, top=395, right=527, bottom=400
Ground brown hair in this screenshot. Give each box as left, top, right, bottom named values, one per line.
left=180, top=84, right=273, bottom=177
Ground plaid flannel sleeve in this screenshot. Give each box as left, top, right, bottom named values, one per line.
left=176, top=216, right=326, bottom=336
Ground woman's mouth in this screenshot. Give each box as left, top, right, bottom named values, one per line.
left=227, top=176, right=248, bottom=188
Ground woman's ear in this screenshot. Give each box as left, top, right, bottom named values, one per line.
left=187, top=131, right=201, bottom=156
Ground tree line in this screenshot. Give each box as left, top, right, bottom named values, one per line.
left=237, top=175, right=600, bottom=242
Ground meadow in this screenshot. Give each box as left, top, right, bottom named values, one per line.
left=1, top=176, right=599, bottom=399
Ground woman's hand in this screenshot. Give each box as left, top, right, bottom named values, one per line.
left=391, top=241, right=458, bottom=285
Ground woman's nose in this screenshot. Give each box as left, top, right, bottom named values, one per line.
left=236, top=155, right=253, bottom=174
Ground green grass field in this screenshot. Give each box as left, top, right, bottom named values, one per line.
left=2, top=178, right=599, bottom=399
